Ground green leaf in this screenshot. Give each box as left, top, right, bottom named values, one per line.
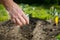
left=56, top=34, right=60, bottom=40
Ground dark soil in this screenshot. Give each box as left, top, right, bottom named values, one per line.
left=0, top=17, right=60, bottom=40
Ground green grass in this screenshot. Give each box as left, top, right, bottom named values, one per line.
left=0, top=4, right=10, bottom=22
left=56, top=34, right=60, bottom=40
left=54, top=5, right=60, bottom=12
left=19, top=4, right=54, bottom=20
left=0, top=4, right=60, bottom=22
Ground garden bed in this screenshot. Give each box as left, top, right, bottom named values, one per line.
left=0, top=17, right=60, bottom=40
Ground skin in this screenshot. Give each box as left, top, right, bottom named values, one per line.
left=0, top=0, right=29, bottom=26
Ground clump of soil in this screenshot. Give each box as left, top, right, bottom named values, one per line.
left=0, top=17, right=60, bottom=40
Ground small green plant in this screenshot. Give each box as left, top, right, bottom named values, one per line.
left=56, top=34, right=60, bottom=40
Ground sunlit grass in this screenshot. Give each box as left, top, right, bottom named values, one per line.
left=0, top=4, right=10, bottom=22
left=0, top=4, right=60, bottom=22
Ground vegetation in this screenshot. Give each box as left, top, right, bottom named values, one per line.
left=56, top=34, right=60, bottom=40
left=20, top=4, right=54, bottom=20
left=0, top=4, right=10, bottom=22
left=0, top=4, right=60, bottom=21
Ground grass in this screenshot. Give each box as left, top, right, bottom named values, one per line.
left=0, top=4, right=60, bottom=22
left=56, top=34, right=60, bottom=40
left=0, top=4, right=10, bottom=22
left=19, top=4, right=54, bottom=20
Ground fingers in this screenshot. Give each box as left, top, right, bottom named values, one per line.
left=12, top=18, right=16, bottom=23
left=11, top=13, right=29, bottom=26
left=15, top=18, right=23, bottom=26
left=18, top=15, right=26, bottom=25
left=22, top=14, right=29, bottom=24
left=12, top=17, right=23, bottom=26
left=12, top=4, right=29, bottom=24
left=7, top=2, right=29, bottom=26
left=16, top=9, right=29, bottom=24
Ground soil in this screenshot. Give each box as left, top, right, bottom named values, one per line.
left=0, top=17, right=60, bottom=40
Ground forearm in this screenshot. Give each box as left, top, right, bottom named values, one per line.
left=0, top=0, right=13, bottom=4
left=0, top=0, right=14, bottom=10
left=0, top=0, right=29, bottom=26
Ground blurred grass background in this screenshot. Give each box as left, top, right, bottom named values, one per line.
left=0, top=0, right=60, bottom=22
left=0, top=4, right=10, bottom=22
left=0, top=3, right=60, bottom=22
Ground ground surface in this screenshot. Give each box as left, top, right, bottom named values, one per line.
left=0, top=17, right=60, bottom=40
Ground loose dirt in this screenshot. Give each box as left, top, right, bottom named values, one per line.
left=0, top=17, right=60, bottom=40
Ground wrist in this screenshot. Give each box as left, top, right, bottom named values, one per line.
left=1, top=0, right=13, bottom=7
left=1, top=0, right=14, bottom=10
left=0, top=0, right=13, bottom=4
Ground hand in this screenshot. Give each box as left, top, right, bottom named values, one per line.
left=4, top=1, right=29, bottom=26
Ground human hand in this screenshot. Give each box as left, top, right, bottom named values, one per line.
left=3, top=1, right=29, bottom=26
